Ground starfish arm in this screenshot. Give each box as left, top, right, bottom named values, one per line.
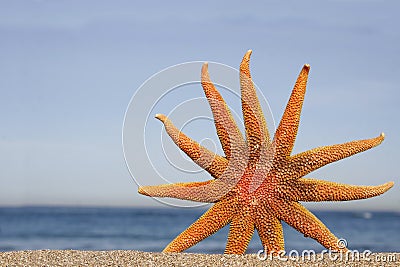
left=201, top=63, right=245, bottom=160
left=275, top=200, right=347, bottom=251
left=254, top=208, right=284, bottom=254
left=225, top=214, right=255, bottom=254
left=289, top=178, right=394, bottom=202
left=156, top=114, right=228, bottom=178
left=163, top=200, right=234, bottom=253
left=289, top=133, right=385, bottom=178
left=273, top=65, right=310, bottom=158
left=138, top=179, right=235, bottom=203
left=138, top=180, right=213, bottom=202
left=240, top=50, right=271, bottom=159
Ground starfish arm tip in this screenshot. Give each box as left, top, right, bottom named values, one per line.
left=375, top=132, right=385, bottom=144
left=201, top=63, right=209, bottom=78
left=240, top=50, right=252, bottom=65
left=240, top=50, right=253, bottom=73
left=302, top=64, right=311, bottom=73
left=155, top=113, right=166, bottom=122
left=138, top=186, right=150, bottom=196
left=243, top=50, right=252, bottom=60
left=385, top=181, right=394, bottom=189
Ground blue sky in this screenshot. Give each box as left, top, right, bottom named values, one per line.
left=0, top=1, right=398, bottom=210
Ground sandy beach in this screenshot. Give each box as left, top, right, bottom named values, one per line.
left=0, top=250, right=398, bottom=267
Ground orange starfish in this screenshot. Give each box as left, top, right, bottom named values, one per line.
left=138, top=50, right=394, bottom=254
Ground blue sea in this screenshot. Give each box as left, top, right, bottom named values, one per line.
left=0, top=207, right=398, bottom=253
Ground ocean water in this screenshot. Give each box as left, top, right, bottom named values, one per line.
left=0, top=207, right=398, bottom=253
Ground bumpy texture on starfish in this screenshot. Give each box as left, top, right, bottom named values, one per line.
left=138, top=50, right=394, bottom=254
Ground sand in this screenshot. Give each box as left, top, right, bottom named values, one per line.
left=0, top=250, right=398, bottom=267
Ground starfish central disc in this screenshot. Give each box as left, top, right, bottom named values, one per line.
left=138, top=50, right=394, bottom=254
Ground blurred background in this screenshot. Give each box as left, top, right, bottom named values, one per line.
left=0, top=0, right=398, bottom=253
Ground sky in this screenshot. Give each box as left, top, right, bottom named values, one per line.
left=0, top=1, right=399, bottom=210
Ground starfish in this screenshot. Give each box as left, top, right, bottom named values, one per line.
left=138, top=50, right=394, bottom=254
